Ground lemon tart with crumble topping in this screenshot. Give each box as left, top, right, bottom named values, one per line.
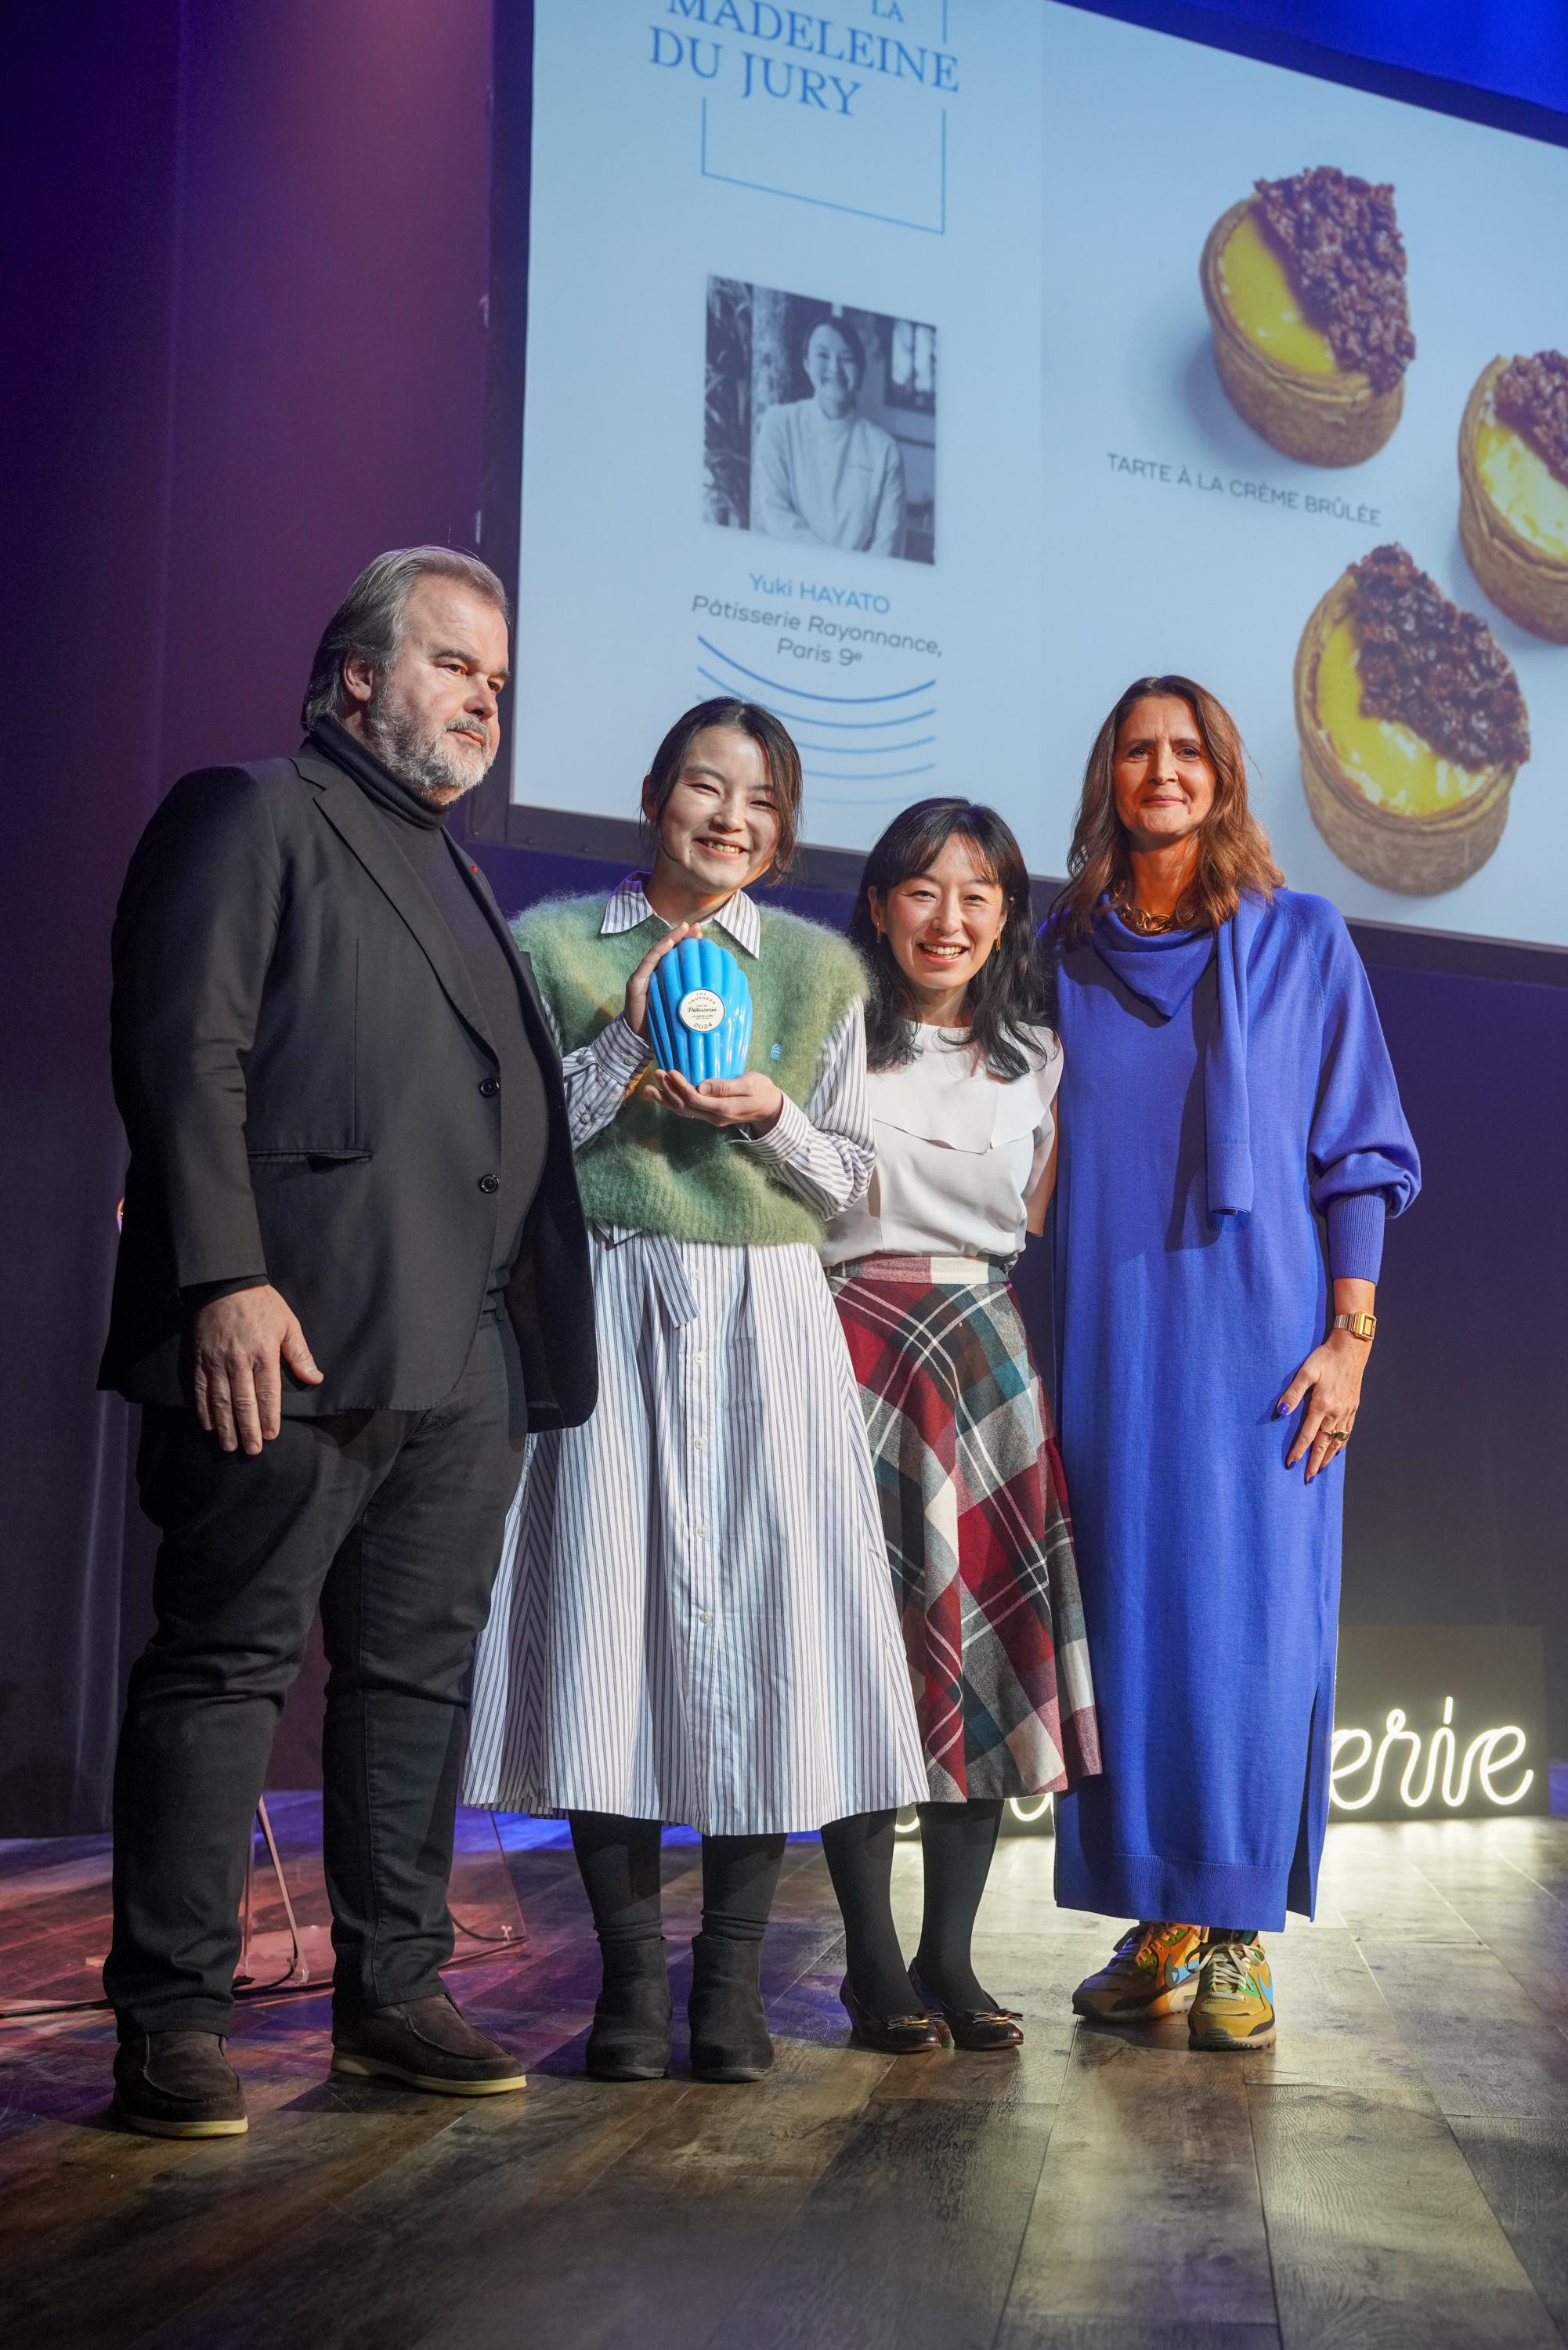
left=1201, top=168, right=1414, bottom=468
left=1295, top=544, right=1529, bottom=895
left=1459, top=352, right=1568, bottom=642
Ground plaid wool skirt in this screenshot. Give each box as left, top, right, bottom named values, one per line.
left=828, top=1254, right=1101, bottom=1803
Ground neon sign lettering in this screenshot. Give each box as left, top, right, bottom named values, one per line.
left=894, top=1699, right=1534, bottom=1831
left=1329, top=1696, right=1534, bottom=1813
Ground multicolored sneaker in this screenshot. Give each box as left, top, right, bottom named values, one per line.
left=1188, top=1936, right=1275, bottom=2052
left=1071, top=1922, right=1205, bottom=2019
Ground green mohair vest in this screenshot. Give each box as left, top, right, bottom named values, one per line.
left=514, top=895, right=867, bottom=1247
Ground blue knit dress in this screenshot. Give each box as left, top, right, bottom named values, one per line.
left=1050, top=891, right=1419, bottom=1932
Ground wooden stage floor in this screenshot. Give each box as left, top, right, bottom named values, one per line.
left=4, top=1812, right=1568, bottom=2350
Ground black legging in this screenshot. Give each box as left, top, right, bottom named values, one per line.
left=821, top=1799, right=1004, bottom=2016
left=569, top=1812, right=787, bottom=1947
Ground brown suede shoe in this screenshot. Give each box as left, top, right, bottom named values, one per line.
left=114, top=2031, right=248, bottom=2138
left=331, top=1990, right=526, bottom=2096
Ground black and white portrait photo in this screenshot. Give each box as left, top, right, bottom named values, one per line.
left=704, top=278, right=937, bottom=566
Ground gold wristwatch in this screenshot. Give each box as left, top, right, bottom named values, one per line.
left=1332, top=1311, right=1377, bottom=1341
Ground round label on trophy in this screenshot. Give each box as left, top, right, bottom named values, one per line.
left=677, top=987, right=725, bottom=1033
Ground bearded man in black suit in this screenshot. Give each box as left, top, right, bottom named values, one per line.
left=100, top=546, right=596, bottom=2137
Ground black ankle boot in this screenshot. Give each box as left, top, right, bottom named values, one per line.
left=688, top=1932, right=773, bottom=2083
left=586, top=1937, right=672, bottom=2080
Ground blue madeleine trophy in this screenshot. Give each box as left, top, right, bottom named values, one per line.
left=645, top=935, right=753, bottom=1084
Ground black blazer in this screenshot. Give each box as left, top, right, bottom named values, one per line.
left=99, top=747, right=597, bottom=1430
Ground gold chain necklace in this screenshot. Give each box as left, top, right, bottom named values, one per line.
left=1113, top=891, right=1190, bottom=935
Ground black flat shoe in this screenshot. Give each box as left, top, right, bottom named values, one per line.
left=909, top=1966, right=1024, bottom=2051
left=586, top=1938, right=673, bottom=2081
left=688, top=1932, right=773, bottom=2082
left=839, top=1976, right=948, bottom=2054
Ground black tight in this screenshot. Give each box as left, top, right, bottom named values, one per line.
left=913, top=1800, right=1005, bottom=2007
left=697, top=1832, right=789, bottom=1943
left=569, top=1812, right=787, bottom=1947
left=819, top=1810, right=905, bottom=2008
left=820, top=1799, right=1005, bottom=2014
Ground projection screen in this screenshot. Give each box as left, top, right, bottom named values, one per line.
left=487, top=0, right=1568, bottom=956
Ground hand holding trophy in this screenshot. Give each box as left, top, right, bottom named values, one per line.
left=629, top=927, right=781, bottom=1133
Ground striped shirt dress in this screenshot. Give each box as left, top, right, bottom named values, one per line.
left=464, top=880, right=930, bottom=1835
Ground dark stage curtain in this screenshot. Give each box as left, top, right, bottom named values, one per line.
left=0, top=0, right=491, bottom=1833
left=0, top=7, right=181, bottom=1832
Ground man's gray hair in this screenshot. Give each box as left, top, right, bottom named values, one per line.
left=301, top=546, right=512, bottom=731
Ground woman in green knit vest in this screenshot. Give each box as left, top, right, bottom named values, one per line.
left=465, top=697, right=928, bottom=2084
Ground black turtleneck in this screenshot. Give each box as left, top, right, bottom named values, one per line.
left=310, top=717, right=547, bottom=1306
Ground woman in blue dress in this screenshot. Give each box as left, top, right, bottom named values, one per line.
left=1048, top=675, right=1418, bottom=2051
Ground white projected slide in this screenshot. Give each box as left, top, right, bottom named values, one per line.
left=510, top=1, right=1568, bottom=949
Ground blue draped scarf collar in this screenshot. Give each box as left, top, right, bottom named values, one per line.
left=1089, top=897, right=1265, bottom=1219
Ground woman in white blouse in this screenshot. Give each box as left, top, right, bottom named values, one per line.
left=820, top=801, right=1102, bottom=2052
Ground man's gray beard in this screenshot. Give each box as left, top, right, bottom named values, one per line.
left=362, top=692, right=492, bottom=804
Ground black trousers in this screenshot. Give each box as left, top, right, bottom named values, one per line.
left=105, top=1319, right=526, bottom=2037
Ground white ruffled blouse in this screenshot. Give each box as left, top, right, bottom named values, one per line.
left=821, top=1022, right=1062, bottom=1267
